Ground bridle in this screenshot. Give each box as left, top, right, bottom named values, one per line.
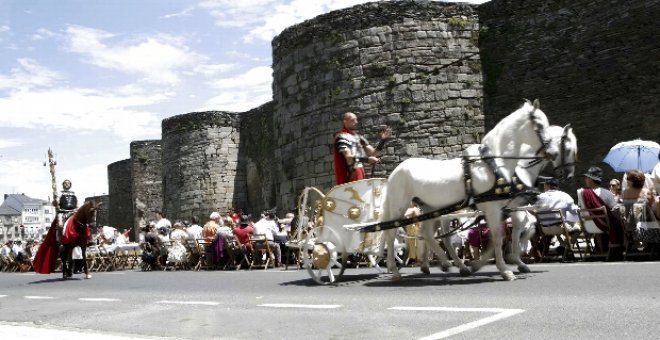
left=553, top=131, right=577, bottom=179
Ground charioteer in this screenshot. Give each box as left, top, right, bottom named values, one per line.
left=333, top=111, right=392, bottom=185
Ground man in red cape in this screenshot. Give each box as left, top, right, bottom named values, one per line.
left=333, top=111, right=391, bottom=185
left=33, top=214, right=91, bottom=274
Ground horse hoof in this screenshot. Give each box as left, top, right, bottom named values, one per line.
left=459, top=267, right=472, bottom=277
left=502, top=271, right=516, bottom=281
left=440, top=262, right=451, bottom=272
left=85, top=274, right=92, bottom=279
left=517, top=264, right=531, bottom=273
left=421, top=266, right=430, bottom=275
left=470, top=263, right=482, bottom=273
left=391, top=273, right=402, bottom=282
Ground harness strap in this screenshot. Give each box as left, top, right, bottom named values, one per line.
left=478, top=144, right=511, bottom=191
left=357, top=199, right=469, bottom=233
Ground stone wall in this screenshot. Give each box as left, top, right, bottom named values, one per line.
left=161, top=111, right=244, bottom=221
left=130, top=140, right=162, bottom=239
left=272, top=1, right=484, bottom=211
left=479, top=0, right=660, bottom=192
left=239, top=102, right=277, bottom=215
left=107, top=159, right=133, bottom=230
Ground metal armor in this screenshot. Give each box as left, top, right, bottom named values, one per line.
left=59, top=191, right=78, bottom=211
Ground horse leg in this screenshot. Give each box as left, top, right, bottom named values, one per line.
left=508, top=211, right=534, bottom=273
left=385, top=229, right=401, bottom=281
left=481, top=206, right=515, bottom=281
left=420, top=220, right=453, bottom=273
left=60, top=245, right=68, bottom=280
left=63, top=246, right=73, bottom=279
left=440, top=236, right=472, bottom=277
left=82, top=246, right=92, bottom=279
left=419, top=239, right=430, bottom=275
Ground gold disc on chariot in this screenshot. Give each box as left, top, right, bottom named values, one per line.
left=324, top=198, right=336, bottom=212
left=348, top=206, right=361, bottom=220
left=312, top=244, right=331, bottom=268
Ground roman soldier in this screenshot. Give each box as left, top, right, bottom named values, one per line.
left=58, top=179, right=78, bottom=222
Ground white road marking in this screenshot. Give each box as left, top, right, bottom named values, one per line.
left=24, top=296, right=55, bottom=300
left=0, top=322, right=167, bottom=340
left=389, top=306, right=525, bottom=339
left=0, top=295, right=7, bottom=298
left=78, top=298, right=121, bottom=302
left=156, top=300, right=220, bottom=306
left=258, top=303, right=341, bottom=309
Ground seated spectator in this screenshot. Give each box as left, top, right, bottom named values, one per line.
left=116, top=229, right=131, bottom=245
left=203, top=212, right=221, bottom=241
left=278, top=212, right=295, bottom=237
left=2, top=240, right=25, bottom=262
left=577, top=166, right=625, bottom=261
left=186, top=216, right=203, bottom=240
left=217, top=219, right=233, bottom=238
left=613, top=170, right=660, bottom=249
left=253, top=211, right=283, bottom=267
left=233, top=215, right=254, bottom=252
left=97, top=225, right=119, bottom=254
left=609, top=178, right=622, bottom=202
left=167, top=221, right=189, bottom=264
left=142, top=224, right=161, bottom=269
left=466, top=217, right=490, bottom=261
left=531, top=177, right=580, bottom=258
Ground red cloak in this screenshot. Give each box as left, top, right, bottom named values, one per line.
left=33, top=219, right=59, bottom=274
left=334, top=128, right=367, bottom=185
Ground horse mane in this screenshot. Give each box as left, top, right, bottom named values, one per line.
left=481, top=99, right=549, bottom=147
left=75, top=200, right=100, bottom=224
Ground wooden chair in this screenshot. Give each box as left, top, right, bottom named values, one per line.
left=96, top=244, right=117, bottom=272
left=220, top=235, right=248, bottom=270
left=531, top=209, right=580, bottom=261
left=1, top=254, right=18, bottom=272
left=249, top=234, right=273, bottom=270
left=577, top=206, right=610, bottom=258
left=194, top=239, right=212, bottom=271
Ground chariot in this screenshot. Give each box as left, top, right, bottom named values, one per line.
left=290, top=178, right=406, bottom=285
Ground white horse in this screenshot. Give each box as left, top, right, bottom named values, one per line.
left=426, top=125, right=578, bottom=276
left=379, top=100, right=554, bottom=281
left=651, top=161, right=660, bottom=194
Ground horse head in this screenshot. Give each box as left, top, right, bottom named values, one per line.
left=74, top=200, right=101, bottom=231
left=524, top=99, right=551, bottom=152
left=551, top=124, right=577, bottom=179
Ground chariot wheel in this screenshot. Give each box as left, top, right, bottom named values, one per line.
left=301, top=227, right=347, bottom=285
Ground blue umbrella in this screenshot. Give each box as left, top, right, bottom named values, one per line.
left=603, top=139, right=660, bottom=173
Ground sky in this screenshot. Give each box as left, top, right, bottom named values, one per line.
left=0, top=0, right=489, bottom=205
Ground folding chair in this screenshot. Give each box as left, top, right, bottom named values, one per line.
left=249, top=234, right=273, bottom=270
left=532, top=209, right=580, bottom=261
left=1, top=254, right=18, bottom=272
left=194, top=239, right=212, bottom=271
left=578, top=206, right=610, bottom=258
left=185, top=240, right=200, bottom=269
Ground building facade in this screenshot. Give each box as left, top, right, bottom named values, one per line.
left=0, top=194, right=55, bottom=242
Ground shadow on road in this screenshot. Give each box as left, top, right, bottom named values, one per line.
left=280, top=273, right=381, bottom=287
left=28, top=277, right=81, bottom=285
left=279, top=269, right=545, bottom=287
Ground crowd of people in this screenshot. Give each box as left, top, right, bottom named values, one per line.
left=137, top=209, right=297, bottom=270
left=453, top=166, right=660, bottom=264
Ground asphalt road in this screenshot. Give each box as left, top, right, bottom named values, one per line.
left=1, top=261, right=659, bottom=339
